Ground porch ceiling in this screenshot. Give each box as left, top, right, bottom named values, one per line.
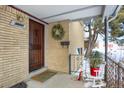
left=14, top=5, right=103, bottom=23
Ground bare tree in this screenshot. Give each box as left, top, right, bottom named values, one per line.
left=84, top=17, right=104, bottom=58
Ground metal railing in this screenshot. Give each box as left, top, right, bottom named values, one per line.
left=106, top=57, right=124, bottom=88
left=69, top=54, right=83, bottom=74
left=69, top=54, right=124, bottom=88
left=69, top=54, right=104, bottom=77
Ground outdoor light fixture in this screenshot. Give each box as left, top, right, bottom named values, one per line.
left=60, top=41, right=70, bottom=48
left=10, top=20, right=26, bottom=29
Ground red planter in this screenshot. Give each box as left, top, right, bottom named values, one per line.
left=90, top=67, right=100, bottom=76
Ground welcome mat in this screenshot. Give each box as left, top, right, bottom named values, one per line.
left=32, top=70, right=57, bottom=83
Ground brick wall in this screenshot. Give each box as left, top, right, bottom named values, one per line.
left=46, top=20, right=69, bottom=73
left=0, top=6, right=29, bottom=87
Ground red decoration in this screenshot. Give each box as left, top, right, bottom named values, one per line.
left=77, top=71, right=82, bottom=81
left=90, top=68, right=100, bottom=76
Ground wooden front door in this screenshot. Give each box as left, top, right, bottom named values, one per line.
left=29, top=19, right=44, bottom=72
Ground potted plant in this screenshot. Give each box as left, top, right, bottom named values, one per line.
left=90, top=51, right=103, bottom=76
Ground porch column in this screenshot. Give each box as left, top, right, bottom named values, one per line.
left=105, top=16, right=108, bottom=62
left=104, top=16, right=108, bottom=82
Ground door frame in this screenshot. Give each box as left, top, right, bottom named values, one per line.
left=29, top=19, right=45, bottom=72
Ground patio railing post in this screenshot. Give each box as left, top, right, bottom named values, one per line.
left=118, top=63, right=120, bottom=88
left=118, top=65, right=119, bottom=87
left=69, top=54, right=71, bottom=74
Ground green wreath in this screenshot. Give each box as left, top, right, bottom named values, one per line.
left=51, top=24, right=65, bottom=40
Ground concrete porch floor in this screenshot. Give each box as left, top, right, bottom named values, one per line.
left=26, top=73, right=85, bottom=88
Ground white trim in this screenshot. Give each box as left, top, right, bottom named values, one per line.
left=29, top=16, right=48, bottom=26
left=102, top=5, right=122, bottom=22
left=44, top=25, right=48, bottom=67
left=108, top=6, right=122, bottom=22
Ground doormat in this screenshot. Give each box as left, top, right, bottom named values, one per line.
left=11, top=82, right=27, bottom=88
left=32, top=70, right=57, bottom=83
